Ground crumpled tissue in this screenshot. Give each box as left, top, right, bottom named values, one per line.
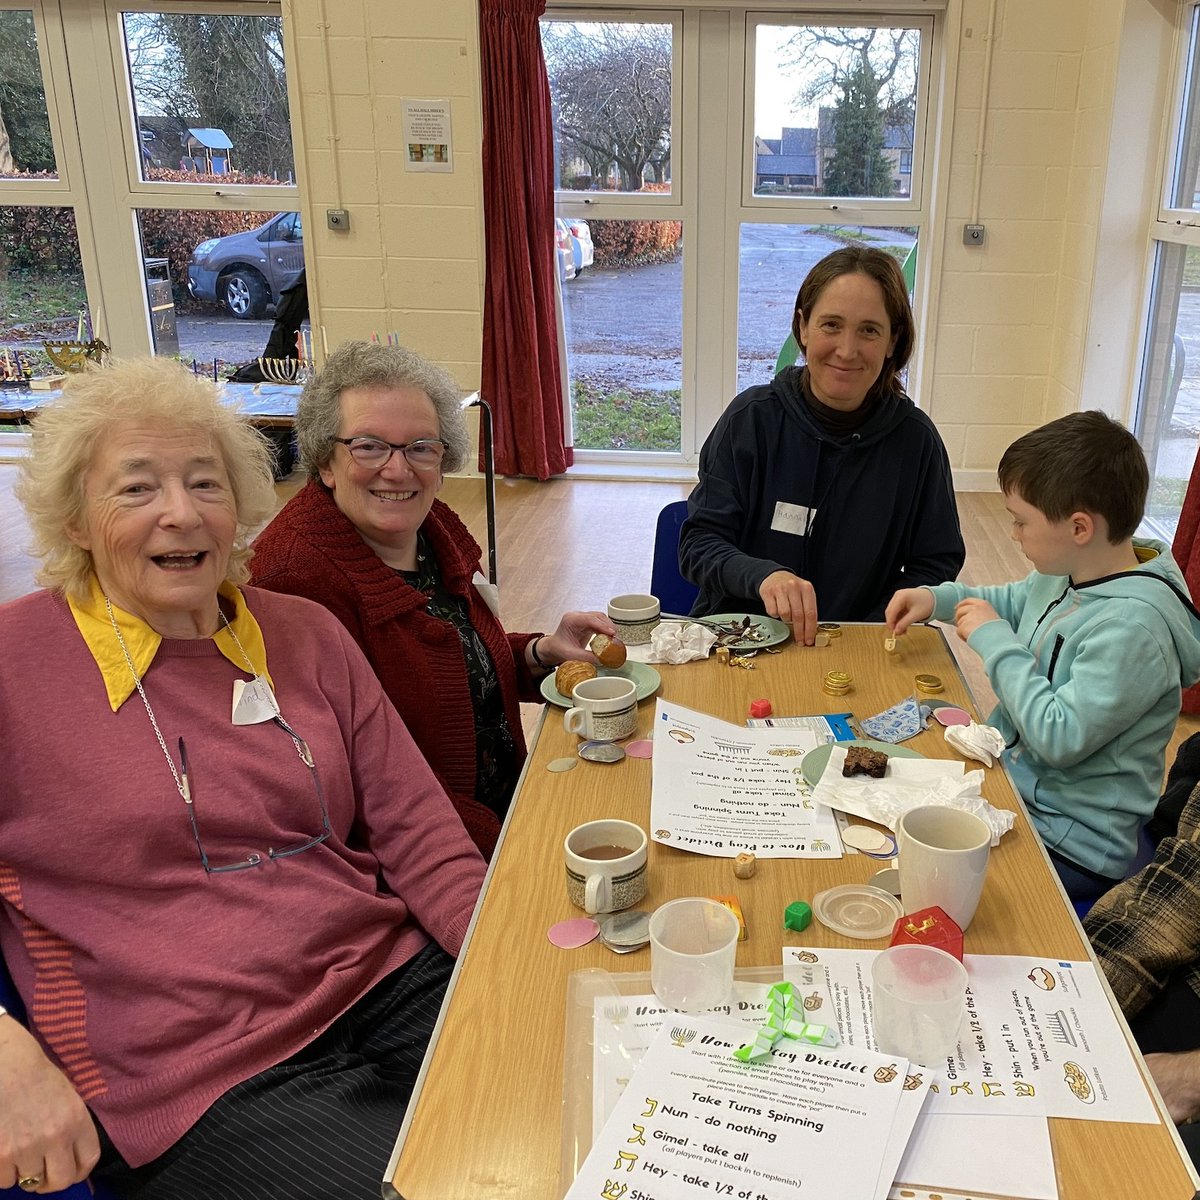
left=944, top=721, right=1006, bottom=767
left=810, top=745, right=1014, bottom=846
left=629, top=619, right=718, bottom=664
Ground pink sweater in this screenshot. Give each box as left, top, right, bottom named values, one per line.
left=0, top=587, right=486, bottom=1166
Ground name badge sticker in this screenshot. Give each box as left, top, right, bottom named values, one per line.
left=232, top=676, right=279, bottom=725
left=771, top=500, right=815, bottom=537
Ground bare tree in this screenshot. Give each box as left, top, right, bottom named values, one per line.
left=0, top=104, right=13, bottom=176
left=124, top=13, right=293, bottom=180
left=543, top=23, right=672, bottom=191
left=780, top=25, right=918, bottom=128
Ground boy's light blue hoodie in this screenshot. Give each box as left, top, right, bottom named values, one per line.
left=928, top=539, right=1200, bottom=879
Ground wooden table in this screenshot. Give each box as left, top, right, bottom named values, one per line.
left=0, top=382, right=300, bottom=476
left=387, top=624, right=1199, bottom=1200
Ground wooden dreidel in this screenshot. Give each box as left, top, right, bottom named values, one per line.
left=889, top=905, right=963, bottom=962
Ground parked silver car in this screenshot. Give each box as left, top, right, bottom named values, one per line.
left=187, top=211, right=305, bottom=318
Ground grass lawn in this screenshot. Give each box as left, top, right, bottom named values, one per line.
left=571, top=379, right=682, bottom=451
left=1, top=270, right=87, bottom=330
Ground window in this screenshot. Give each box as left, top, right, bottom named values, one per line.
left=1, top=2, right=301, bottom=377
left=542, top=7, right=943, bottom=470
left=1135, top=4, right=1200, bottom=538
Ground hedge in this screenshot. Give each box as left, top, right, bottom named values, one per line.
left=590, top=183, right=682, bottom=269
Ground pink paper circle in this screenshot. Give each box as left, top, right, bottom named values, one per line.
left=934, top=707, right=972, bottom=727
left=547, top=917, right=600, bottom=949
left=625, top=739, right=654, bottom=759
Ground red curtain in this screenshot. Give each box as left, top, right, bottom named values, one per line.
left=478, top=0, right=572, bottom=479
left=1174, top=447, right=1200, bottom=711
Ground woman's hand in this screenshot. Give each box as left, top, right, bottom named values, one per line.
left=885, top=588, right=935, bottom=636
left=528, top=611, right=617, bottom=670
left=758, top=571, right=818, bottom=645
left=0, top=1017, right=98, bottom=1192
left=954, top=597, right=1001, bottom=641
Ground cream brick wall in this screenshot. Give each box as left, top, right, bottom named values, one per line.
left=282, top=0, right=1161, bottom=487
left=930, top=0, right=1129, bottom=486
left=285, top=0, right=485, bottom=390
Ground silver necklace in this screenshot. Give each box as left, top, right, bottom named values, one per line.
left=104, top=595, right=302, bottom=806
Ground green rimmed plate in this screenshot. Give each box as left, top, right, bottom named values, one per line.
left=801, top=739, right=924, bottom=789
left=540, top=661, right=662, bottom=708
left=697, top=612, right=791, bottom=651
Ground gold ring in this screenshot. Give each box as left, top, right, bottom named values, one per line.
left=18, top=1177, right=42, bottom=1193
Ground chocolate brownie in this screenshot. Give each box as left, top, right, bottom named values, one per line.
left=843, top=745, right=889, bottom=778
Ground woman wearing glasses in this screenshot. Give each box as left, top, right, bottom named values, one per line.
left=0, top=357, right=486, bottom=1198
left=251, top=340, right=613, bottom=859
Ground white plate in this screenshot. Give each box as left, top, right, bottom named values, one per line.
left=540, top=661, right=662, bottom=708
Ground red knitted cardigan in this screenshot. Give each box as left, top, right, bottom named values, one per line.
left=251, top=481, right=540, bottom=858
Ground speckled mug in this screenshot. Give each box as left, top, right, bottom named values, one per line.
left=564, top=819, right=648, bottom=914
left=607, top=594, right=661, bottom=646
left=563, top=676, right=639, bottom=742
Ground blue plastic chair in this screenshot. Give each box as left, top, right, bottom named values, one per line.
left=650, top=501, right=698, bottom=616
left=0, top=959, right=112, bottom=1199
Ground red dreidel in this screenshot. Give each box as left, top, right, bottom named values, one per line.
left=889, top=905, right=964, bottom=962
left=749, top=698, right=773, bottom=719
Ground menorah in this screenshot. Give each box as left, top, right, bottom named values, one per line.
left=257, top=357, right=309, bottom=385
left=43, top=339, right=110, bottom=373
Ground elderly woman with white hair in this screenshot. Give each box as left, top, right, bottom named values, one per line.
left=251, top=340, right=614, bottom=859
left=0, top=358, right=485, bottom=1198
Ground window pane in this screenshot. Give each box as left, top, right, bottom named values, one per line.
left=1169, top=8, right=1200, bottom=210
left=0, top=10, right=57, bottom=179
left=561, top=216, right=682, bottom=451
left=121, top=12, right=294, bottom=185
left=752, top=23, right=921, bottom=201
left=542, top=19, right=673, bottom=195
left=0, top=206, right=86, bottom=374
left=736, top=223, right=916, bottom=396
left=1135, top=242, right=1198, bottom=539
left=136, top=207, right=306, bottom=367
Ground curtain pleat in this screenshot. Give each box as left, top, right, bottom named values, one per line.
left=478, top=0, right=572, bottom=479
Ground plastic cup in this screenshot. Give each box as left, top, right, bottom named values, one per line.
left=871, top=944, right=968, bottom=1066
left=649, top=897, right=739, bottom=1012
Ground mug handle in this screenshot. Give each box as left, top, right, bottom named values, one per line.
left=564, top=707, right=587, bottom=736
left=585, top=872, right=612, bottom=915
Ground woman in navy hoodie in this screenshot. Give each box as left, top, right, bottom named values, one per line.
left=680, top=246, right=965, bottom=645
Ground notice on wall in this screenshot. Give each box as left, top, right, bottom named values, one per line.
left=402, top=99, right=453, bottom=172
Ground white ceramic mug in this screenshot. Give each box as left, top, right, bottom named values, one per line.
left=897, top=806, right=991, bottom=931
left=563, top=676, right=639, bottom=742
left=607, top=593, right=661, bottom=646
left=564, top=819, right=648, bottom=914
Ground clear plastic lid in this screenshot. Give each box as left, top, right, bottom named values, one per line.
left=812, top=884, right=904, bottom=939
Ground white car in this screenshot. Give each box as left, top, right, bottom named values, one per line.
left=564, top=217, right=594, bottom=272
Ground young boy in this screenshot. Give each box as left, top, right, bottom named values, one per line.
left=886, top=411, right=1200, bottom=900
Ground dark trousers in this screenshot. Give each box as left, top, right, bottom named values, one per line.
left=1128, top=973, right=1200, bottom=1171
left=93, top=943, right=453, bottom=1200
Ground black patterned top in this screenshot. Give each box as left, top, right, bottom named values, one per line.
left=399, top=536, right=519, bottom=820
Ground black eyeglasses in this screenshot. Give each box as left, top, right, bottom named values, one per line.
left=177, top=715, right=332, bottom=874
left=333, top=436, right=448, bottom=471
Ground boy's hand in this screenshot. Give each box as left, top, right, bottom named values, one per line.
left=954, top=597, right=1000, bottom=640
left=885, top=588, right=935, bottom=636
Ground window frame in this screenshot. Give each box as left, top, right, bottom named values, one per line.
left=740, top=11, right=935, bottom=215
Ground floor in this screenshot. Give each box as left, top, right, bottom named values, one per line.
left=3, top=465, right=1196, bottom=768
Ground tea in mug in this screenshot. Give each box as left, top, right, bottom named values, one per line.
left=578, top=844, right=633, bottom=861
